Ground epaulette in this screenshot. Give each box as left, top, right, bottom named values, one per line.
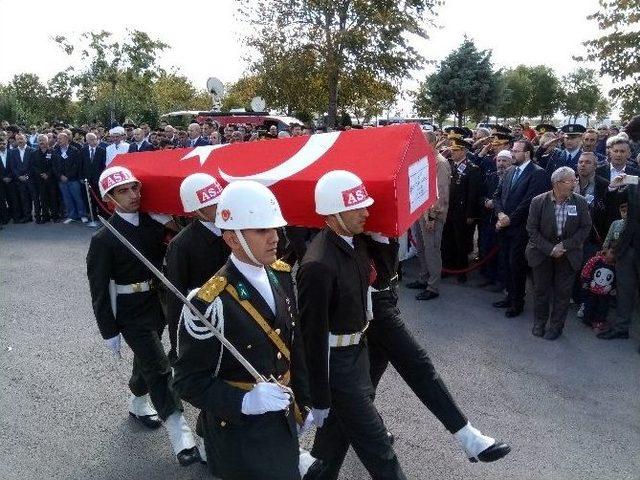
left=270, top=259, right=291, bottom=272
left=196, top=276, right=227, bottom=303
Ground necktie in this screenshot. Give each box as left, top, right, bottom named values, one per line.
left=510, top=167, right=521, bottom=189
left=90, top=148, right=94, bottom=160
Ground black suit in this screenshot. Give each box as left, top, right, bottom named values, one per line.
left=32, top=148, right=60, bottom=221
left=186, top=137, right=210, bottom=148
left=297, top=228, right=405, bottom=480
left=494, top=161, right=551, bottom=308
left=596, top=163, right=640, bottom=229
left=7, top=146, right=38, bottom=221
left=128, top=140, right=155, bottom=153
left=0, top=157, right=11, bottom=223
left=173, top=259, right=309, bottom=479
left=81, top=144, right=107, bottom=219
left=165, top=221, right=230, bottom=360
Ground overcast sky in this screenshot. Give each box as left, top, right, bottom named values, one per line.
left=0, top=0, right=605, bottom=116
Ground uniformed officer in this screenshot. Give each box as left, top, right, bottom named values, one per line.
left=173, top=180, right=315, bottom=480
left=297, top=170, right=406, bottom=480
left=441, top=137, right=483, bottom=283
left=86, top=166, right=200, bottom=466
left=166, top=173, right=230, bottom=364
left=364, top=233, right=511, bottom=464
left=542, top=124, right=587, bottom=174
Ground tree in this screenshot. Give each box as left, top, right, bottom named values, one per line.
left=561, top=68, right=605, bottom=123
left=414, top=37, right=500, bottom=126
left=579, top=0, right=640, bottom=114
left=527, top=66, right=563, bottom=121
left=495, top=66, right=532, bottom=122
left=222, top=75, right=262, bottom=112
left=339, top=69, right=398, bottom=124
left=153, top=72, right=210, bottom=114
left=239, top=0, right=440, bottom=127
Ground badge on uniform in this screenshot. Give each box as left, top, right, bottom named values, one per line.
left=585, top=194, right=594, bottom=205
left=567, top=205, right=578, bottom=216
left=267, top=269, right=279, bottom=287
left=236, top=282, right=250, bottom=300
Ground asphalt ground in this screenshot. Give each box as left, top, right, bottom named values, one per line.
left=1, top=221, right=639, bottom=480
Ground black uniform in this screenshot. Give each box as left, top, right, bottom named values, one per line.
left=364, top=235, right=468, bottom=434
left=32, top=147, right=60, bottom=221
left=174, top=258, right=310, bottom=480
left=165, top=220, right=230, bottom=361
left=86, top=213, right=182, bottom=419
left=442, top=159, right=483, bottom=273
left=297, top=228, right=405, bottom=480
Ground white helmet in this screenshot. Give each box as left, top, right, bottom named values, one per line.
left=99, top=166, right=139, bottom=199
left=314, top=170, right=374, bottom=215
left=215, top=180, right=287, bottom=230
left=180, top=173, right=223, bottom=213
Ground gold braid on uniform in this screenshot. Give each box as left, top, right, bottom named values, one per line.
left=270, top=259, right=292, bottom=272
left=197, top=276, right=228, bottom=302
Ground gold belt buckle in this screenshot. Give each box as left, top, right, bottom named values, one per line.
left=132, top=282, right=142, bottom=293
left=350, top=333, right=356, bottom=345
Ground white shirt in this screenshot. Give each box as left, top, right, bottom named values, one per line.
left=115, top=211, right=170, bottom=227
left=0, top=150, right=6, bottom=168
left=18, top=147, right=26, bottom=161
left=106, top=141, right=130, bottom=167
left=610, top=163, right=626, bottom=182
left=338, top=234, right=354, bottom=248
left=230, top=254, right=276, bottom=313
left=200, top=220, right=221, bottom=236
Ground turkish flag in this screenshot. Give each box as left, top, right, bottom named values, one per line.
left=112, top=123, right=436, bottom=236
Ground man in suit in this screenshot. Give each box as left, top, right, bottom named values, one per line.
left=526, top=167, right=592, bottom=340
left=494, top=139, right=551, bottom=317
left=128, top=128, right=155, bottom=153
left=442, top=137, right=483, bottom=283
left=0, top=137, right=15, bottom=223
left=186, top=123, right=210, bottom=148
left=597, top=176, right=640, bottom=344
left=597, top=137, right=640, bottom=230
left=582, top=129, right=607, bottom=167
left=7, top=133, right=38, bottom=223
left=81, top=133, right=107, bottom=222
left=32, top=134, right=60, bottom=223
left=544, top=124, right=587, bottom=175
left=52, top=132, right=88, bottom=223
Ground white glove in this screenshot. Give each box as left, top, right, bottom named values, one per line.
left=298, top=409, right=315, bottom=435
left=241, top=382, right=290, bottom=415
left=310, top=408, right=330, bottom=428
left=104, top=335, right=122, bottom=358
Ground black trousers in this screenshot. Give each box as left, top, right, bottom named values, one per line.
left=36, top=177, right=60, bottom=220
left=498, top=228, right=528, bottom=308
left=311, top=341, right=406, bottom=480
left=205, top=410, right=300, bottom=480
left=0, top=181, right=9, bottom=223
left=117, top=292, right=182, bottom=420
left=15, top=179, right=38, bottom=221
left=3, top=179, right=22, bottom=221
left=368, top=289, right=467, bottom=434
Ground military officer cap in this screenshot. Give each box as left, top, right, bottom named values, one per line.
left=535, top=123, right=558, bottom=134
left=449, top=137, right=473, bottom=150
left=123, top=122, right=137, bottom=129
left=491, top=132, right=513, bottom=145
left=445, top=126, right=473, bottom=139
left=492, top=124, right=512, bottom=135
left=561, top=124, right=587, bottom=136
left=5, top=124, right=20, bottom=133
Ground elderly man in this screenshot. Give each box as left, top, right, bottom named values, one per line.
left=163, top=125, right=180, bottom=147
left=105, top=126, right=129, bottom=167
left=81, top=133, right=107, bottom=222
left=52, top=132, right=88, bottom=224
left=128, top=128, right=155, bottom=153
left=32, top=134, right=59, bottom=223
left=186, top=123, right=210, bottom=148
left=526, top=167, right=592, bottom=340
left=408, top=131, right=451, bottom=300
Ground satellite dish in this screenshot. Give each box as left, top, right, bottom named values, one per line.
left=250, top=96, right=266, bottom=112
left=206, top=77, right=225, bottom=97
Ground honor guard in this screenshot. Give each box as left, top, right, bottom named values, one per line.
left=173, top=181, right=317, bottom=480
left=166, top=173, right=230, bottom=364
left=363, top=233, right=511, bottom=464
left=297, top=170, right=406, bottom=480
left=85, top=166, right=200, bottom=466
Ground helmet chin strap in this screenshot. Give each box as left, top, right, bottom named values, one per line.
left=334, top=213, right=355, bottom=236
left=235, top=229, right=261, bottom=266
left=106, top=193, right=128, bottom=213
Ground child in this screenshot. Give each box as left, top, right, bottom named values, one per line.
left=580, top=246, right=617, bottom=333
left=602, top=202, right=627, bottom=248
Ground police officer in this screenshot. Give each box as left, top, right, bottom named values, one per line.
left=364, top=233, right=511, bottom=464
left=543, top=124, right=587, bottom=174
left=86, top=166, right=199, bottom=466
left=165, top=173, right=230, bottom=364
left=173, top=180, right=315, bottom=480
left=297, top=170, right=406, bottom=480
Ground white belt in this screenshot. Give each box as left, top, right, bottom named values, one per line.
left=370, top=274, right=399, bottom=293
left=329, top=322, right=370, bottom=348
left=115, top=280, right=153, bottom=294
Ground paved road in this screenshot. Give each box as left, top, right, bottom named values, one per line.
left=1, top=222, right=639, bottom=480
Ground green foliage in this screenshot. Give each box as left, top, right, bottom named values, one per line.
left=579, top=0, right=640, bottom=114
left=222, top=75, right=262, bottom=112
left=414, top=37, right=500, bottom=126
left=239, top=0, right=439, bottom=126
left=561, top=68, right=605, bottom=122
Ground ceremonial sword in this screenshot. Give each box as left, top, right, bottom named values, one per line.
left=98, top=215, right=267, bottom=383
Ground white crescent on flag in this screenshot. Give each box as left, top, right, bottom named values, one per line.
left=218, top=131, right=341, bottom=186
left=181, top=144, right=229, bottom=166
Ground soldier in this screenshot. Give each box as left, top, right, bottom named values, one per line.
left=441, top=137, right=483, bottom=283
left=173, top=180, right=316, bottom=480
left=86, top=166, right=200, bottom=466
left=165, top=173, right=229, bottom=364
left=543, top=124, right=587, bottom=174
left=365, top=232, right=511, bottom=464
left=297, top=170, right=406, bottom=480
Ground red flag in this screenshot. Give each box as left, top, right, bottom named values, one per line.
left=113, top=124, right=436, bottom=236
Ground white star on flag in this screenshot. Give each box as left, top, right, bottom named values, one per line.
left=180, top=144, right=229, bottom=166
